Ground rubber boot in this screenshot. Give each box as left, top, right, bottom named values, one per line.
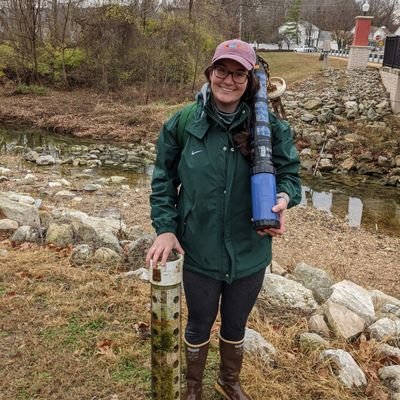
left=215, top=336, right=252, bottom=400
left=183, top=339, right=210, bottom=400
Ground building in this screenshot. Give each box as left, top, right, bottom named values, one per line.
left=278, top=20, right=320, bottom=49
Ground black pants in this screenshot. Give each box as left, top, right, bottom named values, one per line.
left=183, top=268, right=266, bottom=345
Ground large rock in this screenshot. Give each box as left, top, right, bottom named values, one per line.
left=70, top=244, right=93, bottom=266
left=53, top=209, right=124, bottom=234
left=97, top=231, right=123, bottom=255
left=366, top=318, right=400, bottom=343
left=379, top=366, right=400, bottom=393
left=341, top=158, right=356, bottom=171
left=70, top=220, right=98, bottom=243
left=125, top=268, right=150, bottom=281
left=327, top=280, right=375, bottom=324
left=308, top=314, right=330, bottom=337
left=0, top=219, right=19, bottom=232
left=378, top=344, right=400, bottom=362
left=24, top=150, right=39, bottom=162
left=244, top=328, right=277, bottom=365
left=257, top=274, right=318, bottom=315
left=301, top=113, right=317, bottom=123
left=299, top=332, right=329, bottom=352
left=371, top=290, right=400, bottom=311
left=127, top=234, right=156, bottom=268
left=46, top=223, right=75, bottom=247
left=94, top=247, right=123, bottom=266
left=54, top=190, right=76, bottom=200
left=293, top=262, right=334, bottom=303
left=11, top=226, right=40, bottom=243
left=319, top=158, right=334, bottom=171
left=320, top=349, right=367, bottom=388
left=344, top=101, right=359, bottom=119
left=324, top=300, right=366, bottom=340
left=0, top=192, right=40, bottom=227
left=380, top=304, right=400, bottom=319
left=36, top=155, right=56, bottom=165
left=52, top=209, right=124, bottom=254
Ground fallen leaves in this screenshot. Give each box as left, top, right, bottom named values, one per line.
left=96, top=339, right=116, bottom=359
left=134, top=321, right=150, bottom=340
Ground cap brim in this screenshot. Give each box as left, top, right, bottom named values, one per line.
left=212, top=55, right=253, bottom=71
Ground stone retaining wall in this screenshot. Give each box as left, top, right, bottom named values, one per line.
left=380, top=67, right=400, bottom=113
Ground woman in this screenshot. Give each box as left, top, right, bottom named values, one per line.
left=146, top=39, right=301, bottom=400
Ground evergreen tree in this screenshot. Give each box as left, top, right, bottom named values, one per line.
left=284, top=0, right=302, bottom=45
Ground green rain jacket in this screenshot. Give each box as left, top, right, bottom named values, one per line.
left=150, top=85, right=301, bottom=283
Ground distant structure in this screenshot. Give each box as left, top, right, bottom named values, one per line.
left=348, top=15, right=374, bottom=69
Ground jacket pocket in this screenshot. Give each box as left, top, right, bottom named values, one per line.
left=177, top=202, right=192, bottom=241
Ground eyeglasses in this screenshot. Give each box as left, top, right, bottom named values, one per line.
left=213, top=65, right=249, bottom=84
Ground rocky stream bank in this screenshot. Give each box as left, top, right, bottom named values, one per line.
left=285, top=68, right=400, bottom=186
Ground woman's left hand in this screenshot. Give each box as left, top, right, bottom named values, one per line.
left=256, top=197, right=288, bottom=237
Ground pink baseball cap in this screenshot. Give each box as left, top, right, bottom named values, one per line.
left=212, top=39, right=256, bottom=71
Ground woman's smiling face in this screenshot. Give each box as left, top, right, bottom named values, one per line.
left=210, top=59, right=249, bottom=113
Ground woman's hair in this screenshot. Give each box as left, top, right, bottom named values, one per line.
left=204, top=64, right=259, bottom=105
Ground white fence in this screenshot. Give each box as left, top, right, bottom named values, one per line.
left=325, top=49, right=384, bottom=64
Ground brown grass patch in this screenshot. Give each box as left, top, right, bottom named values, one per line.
left=0, top=247, right=153, bottom=399
left=1, top=223, right=398, bottom=399
left=263, top=52, right=347, bottom=88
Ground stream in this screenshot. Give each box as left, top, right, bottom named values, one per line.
left=1, top=123, right=399, bottom=236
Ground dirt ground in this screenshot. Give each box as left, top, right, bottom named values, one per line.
left=0, top=85, right=181, bottom=144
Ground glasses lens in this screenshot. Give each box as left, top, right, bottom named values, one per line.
left=214, top=65, right=228, bottom=79
left=233, top=72, right=248, bottom=84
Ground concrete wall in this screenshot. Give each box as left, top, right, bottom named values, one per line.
left=348, top=46, right=371, bottom=69
left=380, top=67, right=400, bottom=113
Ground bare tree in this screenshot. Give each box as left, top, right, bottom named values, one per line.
left=364, top=0, right=400, bottom=31
left=47, top=0, right=80, bottom=86
left=0, top=0, right=43, bottom=82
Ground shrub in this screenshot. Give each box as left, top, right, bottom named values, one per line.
left=13, top=84, right=47, bottom=96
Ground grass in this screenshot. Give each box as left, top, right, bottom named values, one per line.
left=257, top=52, right=348, bottom=86
left=0, top=245, right=393, bottom=400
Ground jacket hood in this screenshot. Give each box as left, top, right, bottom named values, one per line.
left=195, top=83, right=211, bottom=108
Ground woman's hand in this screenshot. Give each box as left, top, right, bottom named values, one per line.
left=146, top=232, right=185, bottom=266
left=256, top=197, right=288, bottom=237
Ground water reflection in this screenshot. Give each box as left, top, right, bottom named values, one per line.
left=301, top=174, right=400, bottom=235
left=301, top=187, right=365, bottom=227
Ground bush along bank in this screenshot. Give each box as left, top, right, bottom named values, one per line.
left=1, top=189, right=400, bottom=398
left=285, top=68, right=400, bottom=187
